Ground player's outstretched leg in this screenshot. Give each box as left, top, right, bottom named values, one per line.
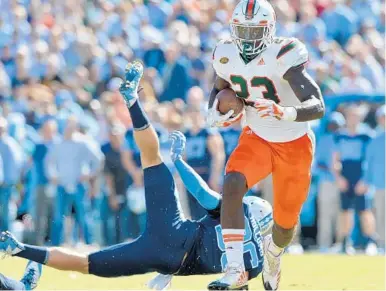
left=119, top=61, right=162, bottom=169
left=0, top=231, right=89, bottom=274
left=0, top=261, right=42, bottom=290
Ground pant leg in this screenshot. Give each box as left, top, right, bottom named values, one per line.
left=317, top=181, right=340, bottom=248
left=226, top=127, right=273, bottom=189
left=51, top=186, right=71, bottom=246
left=34, top=185, right=53, bottom=245
left=0, top=186, right=12, bottom=231
left=271, top=134, right=314, bottom=229
left=73, top=184, right=93, bottom=245
left=374, top=189, right=385, bottom=247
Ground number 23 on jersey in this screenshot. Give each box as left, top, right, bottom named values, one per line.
left=230, top=75, right=280, bottom=103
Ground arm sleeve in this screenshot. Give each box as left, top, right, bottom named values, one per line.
left=174, top=158, right=221, bottom=211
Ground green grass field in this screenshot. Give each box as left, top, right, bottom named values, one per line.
left=1, top=255, right=384, bottom=290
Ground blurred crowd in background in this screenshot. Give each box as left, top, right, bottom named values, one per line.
left=0, top=0, right=384, bottom=254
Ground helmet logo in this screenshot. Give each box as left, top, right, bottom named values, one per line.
left=220, top=57, right=229, bottom=64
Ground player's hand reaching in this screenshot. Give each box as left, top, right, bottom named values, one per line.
left=207, top=99, right=240, bottom=127
left=252, top=99, right=297, bottom=121
left=169, top=131, right=186, bottom=162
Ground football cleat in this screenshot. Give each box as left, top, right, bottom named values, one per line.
left=119, top=61, right=144, bottom=107
left=208, top=263, right=249, bottom=290
left=20, top=261, right=42, bottom=290
left=262, top=235, right=282, bottom=291
left=0, top=231, right=24, bottom=257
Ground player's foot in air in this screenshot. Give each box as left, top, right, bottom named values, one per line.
left=262, top=235, right=282, bottom=291
left=0, top=231, right=24, bottom=256
left=20, top=261, right=42, bottom=290
left=207, top=263, right=248, bottom=290
left=119, top=61, right=144, bottom=107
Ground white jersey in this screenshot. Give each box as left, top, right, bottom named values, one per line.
left=213, top=37, right=310, bottom=143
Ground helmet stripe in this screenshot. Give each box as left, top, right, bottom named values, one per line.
left=245, top=0, right=256, bottom=19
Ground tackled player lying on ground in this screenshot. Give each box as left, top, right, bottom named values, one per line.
left=0, top=62, right=273, bottom=291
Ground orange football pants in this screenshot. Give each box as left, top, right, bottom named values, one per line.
left=226, top=127, right=314, bottom=229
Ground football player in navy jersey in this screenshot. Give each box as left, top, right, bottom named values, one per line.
left=333, top=105, right=377, bottom=255
left=184, top=105, right=225, bottom=219
left=0, top=62, right=272, bottom=291
left=220, top=124, right=242, bottom=162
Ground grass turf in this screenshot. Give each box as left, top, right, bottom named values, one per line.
left=0, top=254, right=384, bottom=290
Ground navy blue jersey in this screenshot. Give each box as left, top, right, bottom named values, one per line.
left=220, top=127, right=241, bottom=161
left=334, top=129, right=373, bottom=185
left=88, top=163, right=264, bottom=280
left=184, top=128, right=216, bottom=180
left=178, top=203, right=264, bottom=279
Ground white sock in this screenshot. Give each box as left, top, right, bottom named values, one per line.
left=268, top=236, right=284, bottom=257
left=222, top=229, right=245, bottom=269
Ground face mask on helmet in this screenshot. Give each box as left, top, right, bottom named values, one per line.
left=231, top=23, right=273, bottom=58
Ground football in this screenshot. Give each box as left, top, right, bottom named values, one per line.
left=216, top=88, right=244, bottom=116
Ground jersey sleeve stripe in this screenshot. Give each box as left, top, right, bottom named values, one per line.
left=276, top=41, right=296, bottom=59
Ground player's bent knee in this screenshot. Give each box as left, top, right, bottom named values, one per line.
left=223, top=172, right=248, bottom=200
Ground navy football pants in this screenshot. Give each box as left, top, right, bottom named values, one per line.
left=88, top=163, right=199, bottom=277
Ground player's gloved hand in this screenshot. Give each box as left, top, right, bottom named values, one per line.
left=252, top=99, right=297, bottom=121
left=169, top=131, right=186, bottom=161
left=147, top=274, right=173, bottom=290
left=207, top=99, right=242, bottom=127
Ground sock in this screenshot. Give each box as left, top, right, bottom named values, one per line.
left=268, top=236, right=284, bottom=256
left=15, top=245, right=49, bottom=265
left=222, top=229, right=245, bottom=269
left=128, top=100, right=150, bottom=131
left=0, top=273, right=26, bottom=290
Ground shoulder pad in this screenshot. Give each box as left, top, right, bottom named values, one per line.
left=275, top=38, right=309, bottom=77
left=212, top=39, right=236, bottom=78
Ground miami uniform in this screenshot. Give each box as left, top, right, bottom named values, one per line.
left=213, top=37, right=314, bottom=229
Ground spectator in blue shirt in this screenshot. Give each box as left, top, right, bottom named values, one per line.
left=0, top=117, right=24, bottom=231
left=159, top=43, right=192, bottom=102
left=147, top=0, right=173, bottom=30
left=31, top=118, right=58, bottom=245
left=315, top=112, right=345, bottom=251
left=356, top=106, right=385, bottom=248
left=333, top=105, right=377, bottom=255
left=298, top=4, right=326, bottom=45
left=321, top=0, right=359, bottom=46
left=45, top=116, right=103, bottom=246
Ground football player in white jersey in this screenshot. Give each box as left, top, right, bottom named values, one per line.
left=206, top=0, right=325, bottom=290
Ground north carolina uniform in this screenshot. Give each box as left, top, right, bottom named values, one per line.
left=88, top=163, right=264, bottom=279
left=334, top=129, right=373, bottom=211
left=220, top=127, right=241, bottom=161
left=184, top=128, right=216, bottom=182
left=184, top=128, right=216, bottom=219
left=213, top=38, right=314, bottom=228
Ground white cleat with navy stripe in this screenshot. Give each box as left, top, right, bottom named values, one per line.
left=262, top=235, right=282, bottom=290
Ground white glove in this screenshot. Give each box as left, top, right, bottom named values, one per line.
left=252, top=99, right=297, bottom=121
left=207, top=99, right=243, bottom=127
left=146, top=274, right=173, bottom=290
